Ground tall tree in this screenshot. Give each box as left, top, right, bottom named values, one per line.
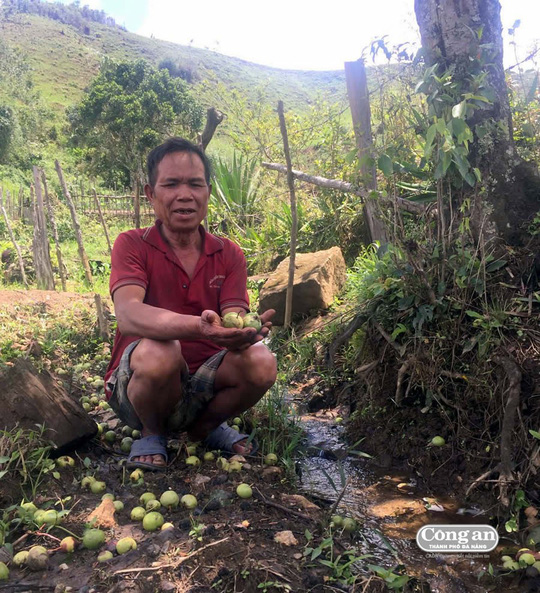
left=69, top=59, right=203, bottom=188
left=414, top=0, right=540, bottom=245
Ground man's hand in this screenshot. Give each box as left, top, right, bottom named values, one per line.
left=258, top=309, right=275, bottom=340
left=200, top=310, right=257, bottom=350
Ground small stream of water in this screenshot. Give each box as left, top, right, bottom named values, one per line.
left=293, top=406, right=514, bottom=593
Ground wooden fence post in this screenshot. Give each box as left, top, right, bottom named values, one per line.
left=92, top=188, right=112, bottom=256
left=41, top=170, right=67, bottom=292
left=133, top=179, right=141, bottom=229
left=31, top=166, right=55, bottom=290
left=345, top=58, right=388, bottom=244
left=0, top=188, right=28, bottom=288
left=277, top=100, right=298, bottom=329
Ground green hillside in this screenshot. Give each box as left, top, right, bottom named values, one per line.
left=0, top=11, right=347, bottom=116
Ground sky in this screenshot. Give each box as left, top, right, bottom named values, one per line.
left=62, top=0, right=540, bottom=71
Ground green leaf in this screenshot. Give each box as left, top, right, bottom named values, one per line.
left=486, top=259, right=507, bottom=272
left=53, top=471, right=60, bottom=480
left=424, top=123, right=437, bottom=157
left=0, top=470, right=8, bottom=479
left=378, top=154, right=394, bottom=176
left=526, top=73, right=538, bottom=105
left=529, top=429, right=540, bottom=440
left=452, top=101, right=466, bottom=118
left=465, top=310, right=483, bottom=319
left=0, top=456, right=10, bottom=464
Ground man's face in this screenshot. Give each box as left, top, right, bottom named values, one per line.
left=145, top=151, right=210, bottom=236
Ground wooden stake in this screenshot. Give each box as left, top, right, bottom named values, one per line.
left=31, top=167, right=55, bottom=290
left=41, top=170, right=67, bottom=292
left=277, top=101, right=298, bottom=328
left=0, top=188, right=28, bottom=288
left=92, top=188, right=112, bottom=256
left=133, top=179, right=141, bottom=229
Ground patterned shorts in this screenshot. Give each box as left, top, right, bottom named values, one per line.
left=106, top=339, right=227, bottom=432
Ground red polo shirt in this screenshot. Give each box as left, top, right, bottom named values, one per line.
left=104, top=221, right=249, bottom=396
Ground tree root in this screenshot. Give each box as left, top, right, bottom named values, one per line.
left=466, top=354, right=522, bottom=506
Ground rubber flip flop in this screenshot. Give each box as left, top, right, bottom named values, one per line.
left=203, top=422, right=259, bottom=457
left=127, top=435, right=168, bottom=472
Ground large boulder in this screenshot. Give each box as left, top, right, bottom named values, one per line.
left=259, top=247, right=346, bottom=325
left=0, top=358, right=97, bottom=452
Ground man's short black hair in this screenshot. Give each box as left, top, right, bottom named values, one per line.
left=146, top=137, right=211, bottom=188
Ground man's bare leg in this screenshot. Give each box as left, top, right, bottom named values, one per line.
left=127, top=338, right=186, bottom=466
left=188, top=342, right=277, bottom=454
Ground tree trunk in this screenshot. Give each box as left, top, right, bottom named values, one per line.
left=414, top=0, right=540, bottom=245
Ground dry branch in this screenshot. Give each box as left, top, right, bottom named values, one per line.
left=92, top=188, right=112, bottom=255
left=41, top=170, right=67, bottom=291
left=0, top=188, right=28, bottom=288
left=31, top=168, right=55, bottom=290
left=201, top=107, right=224, bottom=150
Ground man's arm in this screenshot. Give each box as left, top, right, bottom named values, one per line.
left=114, top=285, right=261, bottom=349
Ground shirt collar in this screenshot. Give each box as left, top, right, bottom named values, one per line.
left=143, top=220, right=224, bottom=255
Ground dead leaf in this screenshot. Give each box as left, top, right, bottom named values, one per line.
left=280, top=494, right=320, bottom=511
left=86, top=498, right=116, bottom=528
left=525, top=506, right=538, bottom=518
left=274, top=530, right=298, bottom=546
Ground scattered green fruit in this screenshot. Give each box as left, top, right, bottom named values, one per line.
left=162, top=522, right=174, bottom=530
left=501, top=555, right=513, bottom=562
left=33, top=510, right=46, bottom=525
left=230, top=425, right=240, bottom=432
left=232, top=417, right=242, bottom=426
left=56, top=455, right=75, bottom=468
left=19, top=502, right=37, bottom=518
left=186, top=455, right=201, bottom=467
left=104, top=430, right=116, bottom=443
left=43, top=510, right=60, bottom=526
left=82, top=529, right=105, bottom=550
left=60, top=536, right=76, bottom=553
left=146, top=499, right=161, bottom=511
left=121, top=426, right=133, bottom=437
left=12, top=551, right=29, bottom=567
left=120, top=437, right=133, bottom=453
left=27, top=546, right=48, bottom=571
left=243, top=313, right=262, bottom=331
left=130, top=507, right=146, bottom=521
left=116, top=537, right=137, bottom=554
left=335, top=417, right=343, bottom=424
left=81, top=476, right=96, bottom=488
left=186, top=444, right=198, bottom=455
left=431, top=436, right=446, bottom=447
left=181, top=494, right=197, bottom=509
left=331, top=515, right=344, bottom=527
left=222, top=312, right=243, bottom=328
left=0, top=562, right=8, bottom=581
left=228, top=460, right=243, bottom=472
left=236, top=483, right=252, bottom=499
left=160, top=491, right=180, bottom=509
left=97, top=551, right=113, bottom=562
left=520, top=553, right=536, bottom=566
left=90, top=480, right=106, bottom=494
left=533, top=561, right=540, bottom=571
left=113, top=500, right=124, bottom=512
left=130, top=469, right=144, bottom=482
left=82, top=403, right=91, bottom=412
left=132, top=430, right=141, bottom=439
left=203, top=451, right=215, bottom=461
left=140, top=492, right=156, bottom=505
left=216, top=457, right=229, bottom=470
left=142, top=511, right=164, bottom=531
left=264, top=453, right=278, bottom=466
left=342, top=518, right=357, bottom=533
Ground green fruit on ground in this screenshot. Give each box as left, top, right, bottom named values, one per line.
left=130, top=507, right=146, bottom=521
left=264, top=453, right=278, bottom=466
left=186, top=444, right=198, bottom=455
left=222, top=312, right=243, bottom=328
left=43, top=510, right=60, bottom=526
left=203, top=451, right=215, bottom=461
left=82, top=529, right=105, bottom=550
left=93, top=378, right=104, bottom=388
left=230, top=425, right=240, bottom=432
left=90, top=396, right=99, bottom=406
left=130, top=469, right=144, bottom=482
left=113, top=500, right=124, bottom=512
left=81, top=476, right=96, bottom=488
left=142, top=511, right=164, bottom=532
left=504, top=561, right=519, bottom=570
left=90, top=481, right=106, bottom=494
left=146, top=500, right=161, bottom=511
left=331, top=515, right=344, bottom=527
left=243, top=313, right=262, bottom=331
left=116, top=537, right=137, bottom=554
left=186, top=455, right=201, bottom=467
left=98, top=401, right=110, bottom=410
left=83, top=403, right=91, bottom=412
left=121, top=436, right=133, bottom=452
left=533, top=561, right=540, bottom=570
left=228, top=460, right=243, bottom=472
left=104, top=430, right=116, bottom=443
left=181, top=494, right=197, bottom=509
left=27, top=546, right=48, bottom=571
left=122, top=426, right=133, bottom=436
left=140, top=492, right=156, bottom=505
left=520, top=553, right=536, bottom=565
left=12, top=551, right=29, bottom=567
left=232, top=417, right=242, bottom=426
left=97, top=551, right=113, bottom=562
left=33, top=510, right=46, bottom=525
left=160, top=491, right=180, bottom=509
left=60, top=536, right=76, bottom=553
left=0, top=562, right=8, bottom=581
left=132, top=430, right=141, bottom=439
left=19, top=502, right=37, bottom=518
left=335, top=417, right=343, bottom=424
left=56, top=455, right=75, bottom=468
left=501, top=555, right=513, bottom=562
left=216, top=457, right=229, bottom=470
left=236, top=484, right=253, bottom=499
left=431, top=436, right=446, bottom=447
left=99, top=422, right=109, bottom=432
left=162, top=522, right=174, bottom=531
left=57, top=368, right=68, bottom=376
left=80, top=396, right=90, bottom=404
left=102, top=493, right=115, bottom=501
left=342, top=518, right=357, bottom=532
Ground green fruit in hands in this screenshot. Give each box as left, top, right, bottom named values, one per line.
left=116, top=537, right=137, bottom=554
left=0, top=562, right=8, bottom=581
left=140, top=492, right=156, bottom=505
left=181, top=494, right=197, bottom=509
left=142, top=511, right=164, bottom=532
left=12, top=551, right=29, bottom=567
left=98, top=551, right=113, bottom=562
left=160, top=491, right=180, bottom=509
left=130, top=507, right=146, bottom=521
left=186, top=455, right=201, bottom=467
left=431, top=436, right=446, bottom=447
left=222, top=312, right=243, bottom=329
left=90, top=481, right=106, bottom=494
left=243, top=313, right=262, bottom=331
left=236, top=484, right=252, bottom=499
left=82, top=529, right=105, bottom=550
left=264, top=453, right=278, bottom=466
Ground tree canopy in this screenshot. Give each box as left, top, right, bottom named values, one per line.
left=69, top=59, right=203, bottom=187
